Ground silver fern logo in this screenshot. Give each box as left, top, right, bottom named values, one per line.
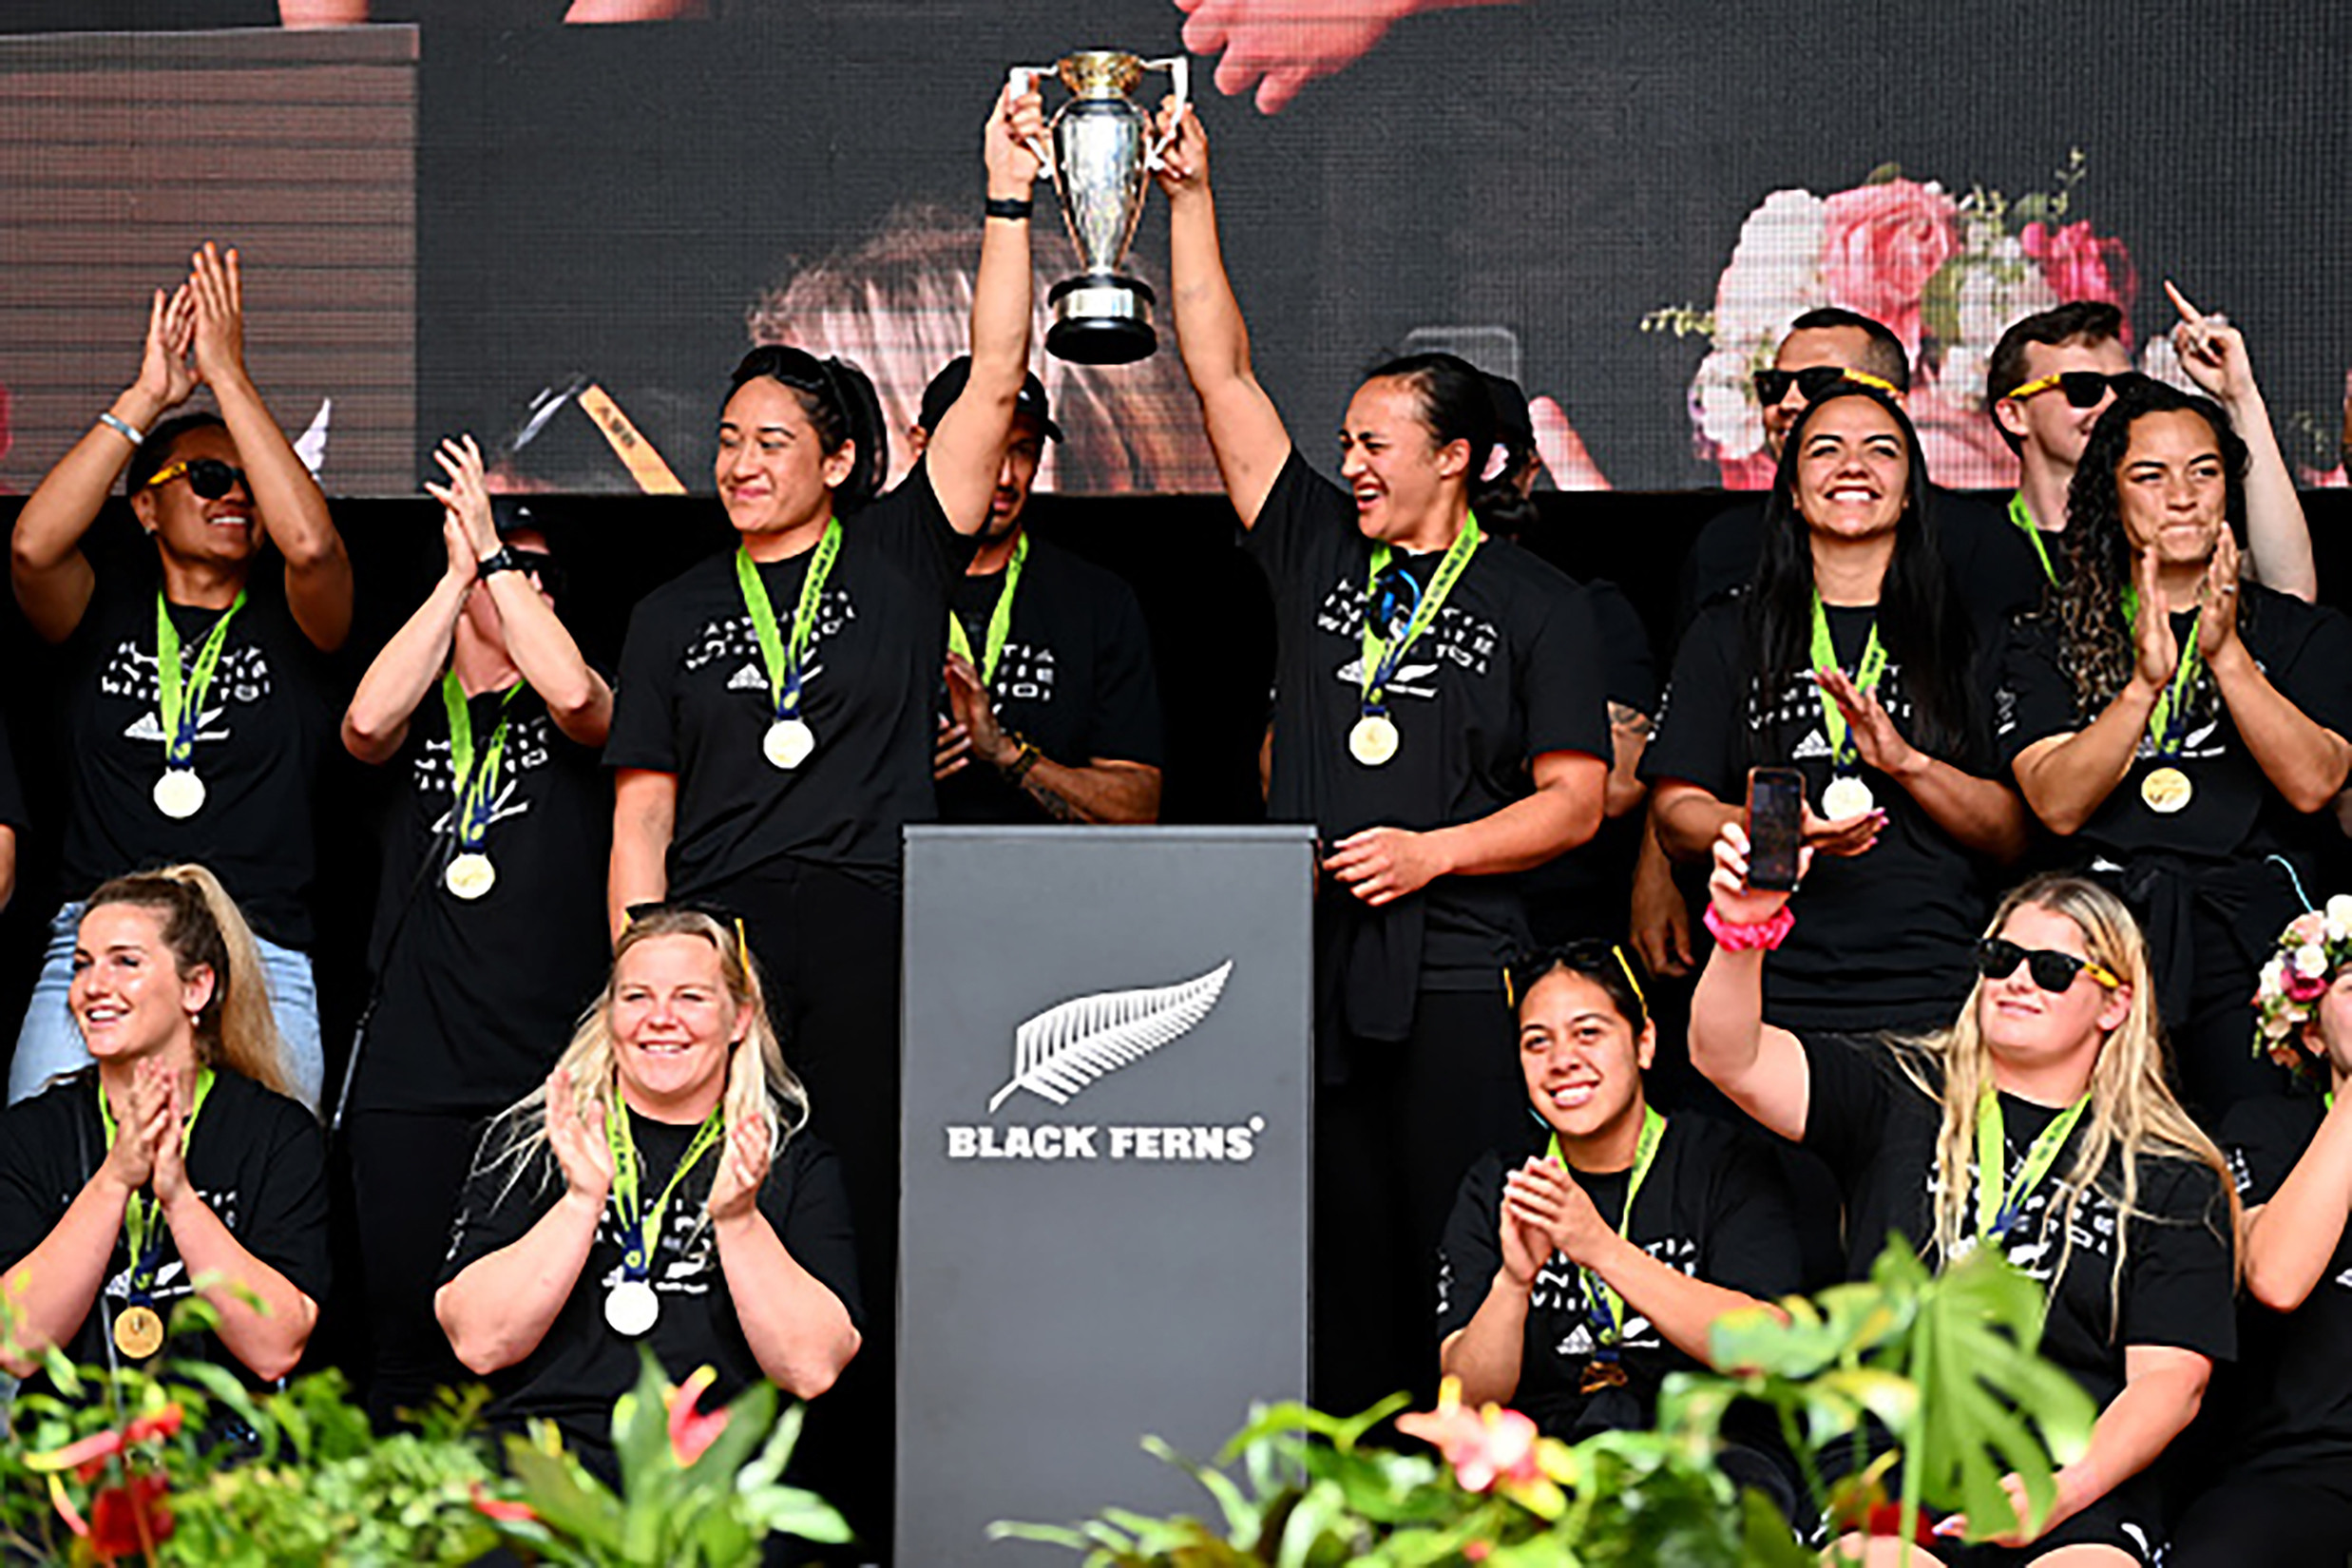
left=986, top=961, right=1234, bottom=1113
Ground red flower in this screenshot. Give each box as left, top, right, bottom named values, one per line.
left=2020, top=221, right=2139, bottom=344
left=87, top=1471, right=173, bottom=1558
left=2287, top=968, right=2329, bottom=1004
left=27, top=1404, right=184, bottom=1482
left=1820, top=180, right=1958, bottom=360
left=664, top=1365, right=730, bottom=1467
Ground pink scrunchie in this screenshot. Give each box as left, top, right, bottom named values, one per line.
left=1703, top=904, right=1795, bottom=952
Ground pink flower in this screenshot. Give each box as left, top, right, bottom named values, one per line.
left=664, top=1366, right=730, bottom=1467
left=470, top=1482, right=538, bottom=1524
left=2019, top=221, right=2139, bottom=343
left=2287, top=969, right=2328, bottom=1004
left=1396, top=1377, right=1542, bottom=1494
left=1820, top=180, right=1958, bottom=359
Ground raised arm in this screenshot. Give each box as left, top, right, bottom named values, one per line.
left=187, top=243, right=353, bottom=651
left=2242, top=1092, right=2352, bottom=1312
left=430, top=436, right=613, bottom=746
left=705, top=1119, right=860, bottom=1399
left=11, top=287, right=198, bottom=644
left=1155, top=100, right=1291, bottom=525
left=2166, top=284, right=2315, bottom=602
left=922, top=86, right=1044, bottom=537
left=1687, top=822, right=1813, bottom=1141
left=342, top=514, right=470, bottom=765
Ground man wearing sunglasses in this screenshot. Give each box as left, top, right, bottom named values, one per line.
left=8, top=243, right=353, bottom=1113
left=1988, top=298, right=2316, bottom=600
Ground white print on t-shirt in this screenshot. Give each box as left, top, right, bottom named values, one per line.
left=590, top=1191, right=718, bottom=1300
left=1314, top=576, right=1497, bottom=699
left=1748, top=665, right=1914, bottom=752
left=100, top=1184, right=239, bottom=1304
left=1526, top=1236, right=1697, bottom=1353
left=991, top=642, right=1058, bottom=706
left=411, top=713, right=557, bottom=836
left=103, top=642, right=276, bottom=745
left=680, top=593, right=853, bottom=692
left=1928, top=1159, right=2114, bottom=1286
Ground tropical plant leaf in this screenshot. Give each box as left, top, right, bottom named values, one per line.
left=988, top=960, right=1233, bottom=1111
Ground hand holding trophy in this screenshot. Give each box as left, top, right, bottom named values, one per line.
left=1008, top=50, right=1190, bottom=364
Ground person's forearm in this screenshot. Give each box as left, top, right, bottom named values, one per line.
left=159, top=1186, right=316, bottom=1382
left=2211, top=641, right=2352, bottom=813
left=479, top=574, right=613, bottom=746
left=1689, top=946, right=1769, bottom=1088
left=1439, top=1272, right=1532, bottom=1408
left=1583, top=1232, right=1772, bottom=1367
left=608, top=772, right=677, bottom=939
left=2228, top=386, right=2317, bottom=602
left=2046, top=1365, right=2206, bottom=1531
left=1424, top=763, right=1604, bottom=877
left=10, top=396, right=152, bottom=641
left=1004, top=755, right=1161, bottom=825
left=2244, top=1099, right=2352, bottom=1311
left=211, top=366, right=353, bottom=649
left=435, top=1189, right=602, bottom=1376
left=343, top=572, right=467, bottom=762
left=0, top=1172, right=133, bottom=1375
left=1168, top=184, right=1252, bottom=395
left=1603, top=706, right=1651, bottom=820
left=1652, top=784, right=1740, bottom=864
left=1883, top=753, right=2029, bottom=863
left=2014, top=681, right=2159, bottom=835
left=713, top=1208, right=861, bottom=1399
left=922, top=166, right=1036, bottom=534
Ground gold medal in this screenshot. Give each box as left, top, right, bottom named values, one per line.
left=762, top=717, right=815, bottom=771
left=1822, top=774, right=1876, bottom=820
left=444, top=852, right=497, bottom=901
left=152, top=769, right=205, bottom=819
left=1348, top=714, right=1400, bottom=767
left=2140, top=765, right=2193, bottom=814
left=113, top=1304, right=164, bottom=1360
left=1578, top=1358, right=1629, bottom=1393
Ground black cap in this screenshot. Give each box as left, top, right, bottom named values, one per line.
left=917, top=355, right=1062, bottom=441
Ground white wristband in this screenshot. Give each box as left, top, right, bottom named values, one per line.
left=98, top=411, right=145, bottom=447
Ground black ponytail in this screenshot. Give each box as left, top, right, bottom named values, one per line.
left=726, top=346, right=889, bottom=513
left=1364, top=352, right=1511, bottom=522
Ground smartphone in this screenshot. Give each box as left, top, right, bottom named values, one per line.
left=1746, top=767, right=1806, bottom=892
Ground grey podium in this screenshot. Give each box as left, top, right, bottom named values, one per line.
left=897, top=825, right=1314, bottom=1562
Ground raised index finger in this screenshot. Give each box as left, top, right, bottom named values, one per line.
left=2163, top=277, right=2205, bottom=325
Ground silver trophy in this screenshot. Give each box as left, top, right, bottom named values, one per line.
left=1009, top=50, right=1189, bottom=365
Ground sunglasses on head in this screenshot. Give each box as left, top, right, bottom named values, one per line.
left=1974, top=936, right=2122, bottom=993
left=2004, top=370, right=2148, bottom=409
left=1502, top=941, right=1648, bottom=1016
left=141, top=457, right=247, bottom=500
left=1753, top=366, right=1900, bottom=406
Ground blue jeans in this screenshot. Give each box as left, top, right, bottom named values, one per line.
left=8, top=901, right=323, bottom=1114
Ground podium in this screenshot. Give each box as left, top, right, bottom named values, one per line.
left=897, top=826, right=1314, bottom=1561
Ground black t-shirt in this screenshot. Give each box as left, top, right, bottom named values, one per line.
left=0, top=714, right=32, bottom=836
left=1522, top=579, right=1657, bottom=945
left=1641, top=602, right=2000, bottom=1031
left=352, top=683, right=613, bottom=1118
left=55, top=559, right=335, bottom=947
left=1673, top=488, right=2044, bottom=645
left=1803, top=1034, right=2236, bottom=1409
left=1249, top=450, right=1611, bottom=992
left=0, top=1067, right=330, bottom=1385
left=936, top=531, right=1163, bottom=824
left=2217, top=1095, right=2352, bottom=1475
left=1998, top=586, right=2352, bottom=865
left=439, top=1111, right=863, bottom=1461
left=1435, top=1112, right=1800, bottom=1437
left=604, top=478, right=979, bottom=891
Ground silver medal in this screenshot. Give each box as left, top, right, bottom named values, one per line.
left=152, top=769, right=205, bottom=819
left=1822, top=775, right=1876, bottom=820
left=762, top=717, right=815, bottom=771
left=1348, top=714, right=1400, bottom=767
left=444, top=852, right=497, bottom=901
left=604, top=1277, right=660, bottom=1337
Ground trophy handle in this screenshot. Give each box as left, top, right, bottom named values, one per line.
left=1139, top=55, right=1190, bottom=172
left=1005, top=65, right=1061, bottom=183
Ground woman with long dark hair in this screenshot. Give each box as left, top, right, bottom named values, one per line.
left=2004, top=379, right=2352, bottom=1118
left=1157, top=103, right=1611, bottom=1414
left=1691, top=828, right=2237, bottom=1564
left=0, top=866, right=327, bottom=1387
left=1645, top=381, right=2027, bottom=1041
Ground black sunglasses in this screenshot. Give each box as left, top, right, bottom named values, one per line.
left=504, top=548, right=565, bottom=597
left=1974, top=936, right=2122, bottom=994
left=2006, top=370, right=2149, bottom=410
left=1754, top=366, right=1856, bottom=406
left=142, top=456, right=248, bottom=500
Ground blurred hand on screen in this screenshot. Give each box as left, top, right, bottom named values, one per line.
left=1527, top=394, right=1610, bottom=490
left=1176, top=0, right=1423, bottom=115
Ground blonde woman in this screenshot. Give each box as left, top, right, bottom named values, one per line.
left=1689, top=821, right=2236, bottom=1565
left=434, top=908, right=860, bottom=1479
left=0, top=866, right=325, bottom=1387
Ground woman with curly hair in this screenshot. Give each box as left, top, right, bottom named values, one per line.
left=2004, top=379, right=2352, bottom=1118
left=1691, top=825, right=2237, bottom=1565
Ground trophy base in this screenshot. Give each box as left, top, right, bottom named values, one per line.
left=1046, top=275, right=1157, bottom=365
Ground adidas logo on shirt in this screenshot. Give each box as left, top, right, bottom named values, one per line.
left=728, top=664, right=765, bottom=693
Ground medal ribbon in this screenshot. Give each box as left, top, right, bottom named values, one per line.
left=155, top=591, right=248, bottom=768
left=1807, top=592, right=1889, bottom=772
left=2120, top=586, right=2204, bottom=757
left=604, top=1099, right=727, bottom=1281
left=1358, top=514, right=1482, bottom=717
left=2006, top=491, right=2058, bottom=585
left=1546, top=1105, right=1665, bottom=1349
left=735, top=519, right=843, bottom=723
left=441, top=674, right=524, bottom=852
left=946, top=531, right=1029, bottom=688
left=97, top=1067, right=217, bottom=1301
left=1971, top=1086, right=2089, bottom=1243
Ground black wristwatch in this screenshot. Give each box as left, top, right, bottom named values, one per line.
left=477, top=546, right=527, bottom=579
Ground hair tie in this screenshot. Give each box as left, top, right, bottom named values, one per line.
left=735, top=916, right=752, bottom=978
left=1480, top=442, right=1509, bottom=484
